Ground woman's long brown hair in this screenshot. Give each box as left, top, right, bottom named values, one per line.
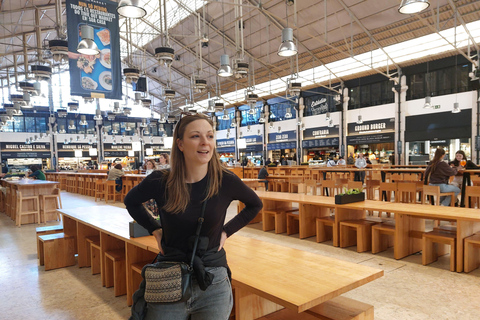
left=429, top=148, right=445, bottom=174
left=162, top=113, right=228, bottom=214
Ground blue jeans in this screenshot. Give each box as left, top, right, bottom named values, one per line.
left=145, top=267, right=233, bottom=320
left=429, top=183, right=460, bottom=206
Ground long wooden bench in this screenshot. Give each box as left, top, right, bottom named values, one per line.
left=263, top=207, right=299, bottom=234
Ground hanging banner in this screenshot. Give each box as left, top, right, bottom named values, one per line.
left=66, top=0, right=121, bottom=99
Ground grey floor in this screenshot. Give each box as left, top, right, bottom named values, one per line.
left=1, top=191, right=480, bottom=320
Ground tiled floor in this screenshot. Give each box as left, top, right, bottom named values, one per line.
left=1, top=191, right=480, bottom=319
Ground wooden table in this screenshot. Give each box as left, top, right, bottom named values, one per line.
left=56, top=205, right=383, bottom=317
left=2, top=179, right=59, bottom=224
left=254, top=191, right=480, bottom=272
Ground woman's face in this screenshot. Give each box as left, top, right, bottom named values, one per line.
left=455, top=153, right=464, bottom=162
left=177, top=119, right=215, bottom=167
left=146, top=161, right=154, bottom=170
left=159, top=155, right=166, bottom=164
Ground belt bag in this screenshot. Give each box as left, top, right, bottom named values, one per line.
left=142, top=200, right=207, bottom=304
left=143, top=261, right=193, bottom=303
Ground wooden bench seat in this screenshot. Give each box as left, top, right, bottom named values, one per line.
left=255, top=296, right=373, bottom=320
left=85, top=235, right=100, bottom=267
left=89, top=240, right=101, bottom=275
left=340, top=220, right=377, bottom=252
left=372, top=223, right=395, bottom=254
left=38, top=233, right=76, bottom=271
left=105, top=249, right=126, bottom=296
left=464, top=233, right=480, bottom=273
left=263, top=207, right=299, bottom=234
left=316, top=216, right=335, bottom=243
left=422, top=231, right=456, bottom=272
left=36, top=225, right=64, bottom=259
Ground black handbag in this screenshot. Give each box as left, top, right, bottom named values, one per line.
left=142, top=200, right=207, bottom=304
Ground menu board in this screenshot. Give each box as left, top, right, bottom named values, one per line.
left=302, top=137, right=339, bottom=149
left=346, top=132, right=395, bottom=145
left=67, top=0, right=121, bottom=99
left=267, top=141, right=297, bottom=150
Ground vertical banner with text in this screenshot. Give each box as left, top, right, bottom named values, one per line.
left=67, top=0, right=121, bottom=99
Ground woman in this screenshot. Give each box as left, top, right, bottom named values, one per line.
left=158, top=153, right=170, bottom=169
left=27, top=165, right=46, bottom=180
left=425, top=148, right=461, bottom=206
left=125, top=113, right=262, bottom=319
left=246, top=159, right=255, bottom=167
left=107, top=163, right=124, bottom=192
left=449, top=150, right=478, bottom=188
left=144, top=159, right=156, bottom=176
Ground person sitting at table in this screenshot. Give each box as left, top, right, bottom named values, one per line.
left=448, top=150, right=478, bottom=188
left=337, top=156, right=346, bottom=166
left=326, top=156, right=337, bottom=167
left=158, top=153, right=170, bottom=169
left=425, top=148, right=461, bottom=206
left=258, top=165, right=269, bottom=190
left=107, top=163, right=124, bottom=192
left=144, top=159, right=157, bottom=176
left=27, top=165, right=46, bottom=180
left=246, top=159, right=255, bottom=167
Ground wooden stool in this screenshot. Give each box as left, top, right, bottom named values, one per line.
left=262, top=207, right=298, bottom=234
left=316, top=216, right=334, bottom=243
left=36, top=225, right=64, bottom=259
left=423, top=185, right=455, bottom=206
left=105, top=249, right=127, bottom=296
left=340, top=220, right=377, bottom=252
left=39, top=188, right=62, bottom=223
left=286, top=212, right=300, bottom=235
left=58, top=175, right=67, bottom=191
left=371, top=223, right=395, bottom=254
left=84, top=235, right=100, bottom=267
left=90, top=240, right=101, bottom=275
left=105, top=180, right=122, bottom=203
left=77, top=176, right=85, bottom=195
left=16, top=190, right=40, bottom=227
left=38, top=233, right=76, bottom=271
left=95, top=179, right=106, bottom=202
left=422, top=231, right=456, bottom=272
left=122, top=180, right=134, bottom=202
left=464, top=233, right=480, bottom=273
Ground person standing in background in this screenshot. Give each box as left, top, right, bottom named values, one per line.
left=355, top=153, right=367, bottom=184
left=347, top=153, right=355, bottom=165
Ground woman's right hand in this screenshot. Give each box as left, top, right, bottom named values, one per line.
left=152, top=228, right=164, bottom=255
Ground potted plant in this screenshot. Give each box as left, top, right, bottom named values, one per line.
left=335, top=187, right=365, bottom=204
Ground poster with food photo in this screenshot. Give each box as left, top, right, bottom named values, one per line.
left=66, top=0, right=121, bottom=100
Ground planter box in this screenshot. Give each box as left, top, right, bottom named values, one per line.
left=335, top=192, right=365, bottom=205
left=129, top=221, right=150, bottom=238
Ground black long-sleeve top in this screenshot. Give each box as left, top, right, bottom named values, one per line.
left=124, top=169, right=263, bottom=253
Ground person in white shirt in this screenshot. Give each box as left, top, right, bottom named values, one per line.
left=355, top=153, right=367, bottom=183
left=145, top=159, right=156, bottom=176
left=337, top=156, right=346, bottom=166
left=326, top=157, right=337, bottom=167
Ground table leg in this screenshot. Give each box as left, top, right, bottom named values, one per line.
left=333, top=207, right=365, bottom=247
left=299, top=204, right=331, bottom=239
left=233, top=285, right=283, bottom=320
left=394, top=214, right=424, bottom=260
left=456, top=220, right=480, bottom=272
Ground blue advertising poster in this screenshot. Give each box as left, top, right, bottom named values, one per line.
left=66, top=0, right=121, bottom=99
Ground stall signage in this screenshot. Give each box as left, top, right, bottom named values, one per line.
left=430, top=140, right=447, bottom=144
left=304, top=95, right=329, bottom=115
left=347, top=118, right=395, bottom=135
left=302, top=137, right=339, bottom=149
left=57, top=143, right=97, bottom=150
left=239, top=144, right=263, bottom=152
left=216, top=146, right=235, bottom=153
left=268, top=130, right=296, bottom=142
left=1, top=142, right=50, bottom=151
left=243, top=135, right=262, bottom=145
left=303, top=126, right=339, bottom=139
left=144, top=144, right=164, bottom=151
left=216, top=138, right=235, bottom=148
left=66, top=0, right=122, bottom=99
left=103, top=143, right=132, bottom=150
left=346, top=132, right=395, bottom=145
left=104, top=151, right=128, bottom=157
left=1, top=151, right=51, bottom=158
left=267, top=141, right=297, bottom=150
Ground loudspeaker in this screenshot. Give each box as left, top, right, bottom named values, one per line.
left=135, top=77, right=147, bottom=92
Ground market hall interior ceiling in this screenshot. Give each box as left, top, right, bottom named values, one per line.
left=2, top=0, right=480, bottom=117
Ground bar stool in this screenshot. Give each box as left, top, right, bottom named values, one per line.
left=121, top=180, right=134, bottom=202
left=39, top=188, right=62, bottom=223
left=105, top=180, right=122, bottom=203
left=77, top=176, right=85, bottom=195
left=464, top=186, right=480, bottom=208
left=58, top=175, right=67, bottom=191
left=84, top=176, right=94, bottom=197
left=95, top=179, right=106, bottom=202
left=16, top=190, right=40, bottom=227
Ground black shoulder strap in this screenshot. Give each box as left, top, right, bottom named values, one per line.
left=189, top=200, right=207, bottom=268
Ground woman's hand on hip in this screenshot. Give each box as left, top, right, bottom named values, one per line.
left=218, top=231, right=227, bottom=251
left=152, top=228, right=164, bottom=255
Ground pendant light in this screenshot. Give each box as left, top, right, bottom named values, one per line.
left=117, top=0, right=146, bottom=19
left=398, top=0, right=430, bottom=14
left=278, top=28, right=297, bottom=57
left=77, top=25, right=99, bottom=55
left=218, top=54, right=233, bottom=77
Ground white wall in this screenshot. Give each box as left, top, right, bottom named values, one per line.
left=403, top=91, right=475, bottom=116
left=346, top=103, right=396, bottom=123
